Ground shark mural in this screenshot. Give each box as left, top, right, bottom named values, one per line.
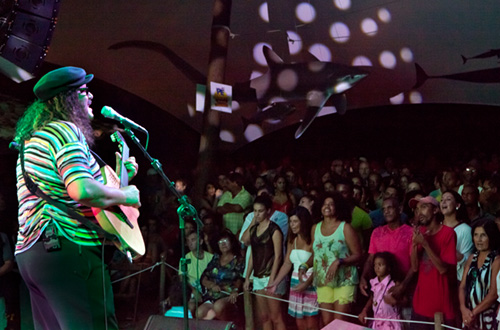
left=1, top=1, right=500, bottom=148
left=414, top=63, right=500, bottom=89
left=110, top=41, right=368, bottom=139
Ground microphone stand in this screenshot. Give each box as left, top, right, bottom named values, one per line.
left=122, top=128, right=202, bottom=330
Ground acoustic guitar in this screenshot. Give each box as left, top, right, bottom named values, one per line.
left=92, top=131, right=145, bottom=260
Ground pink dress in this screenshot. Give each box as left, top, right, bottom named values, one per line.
left=370, top=275, right=401, bottom=330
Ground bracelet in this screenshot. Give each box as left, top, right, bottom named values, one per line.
left=299, top=262, right=309, bottom=271
left=338, top=258, right=345, bottom=266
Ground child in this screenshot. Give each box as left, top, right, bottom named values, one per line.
left=359, top=252, right=402, bottom=330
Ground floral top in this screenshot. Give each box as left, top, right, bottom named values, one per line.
left=313, top=221, right=358, bottom=288
left=201, top=254, right=245, bottom=301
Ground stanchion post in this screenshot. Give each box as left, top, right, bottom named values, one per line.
left=434, top=312, right=443, bottom=330
left=244, top=290, right=253, bottom=330
left=159, top=254, right=166, bottom=314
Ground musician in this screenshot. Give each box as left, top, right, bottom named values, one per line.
left=14, top=67, right=141, bottom=330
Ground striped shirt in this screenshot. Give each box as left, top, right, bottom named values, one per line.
left=16, top=121, right=104, bottom=254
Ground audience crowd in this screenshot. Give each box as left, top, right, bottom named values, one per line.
left=135, top=153, right=500, bottom=330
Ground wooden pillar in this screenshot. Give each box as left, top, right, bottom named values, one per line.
left=194, top=0, right=233, bottom=199
left=434, top=312, right=443, bottom=330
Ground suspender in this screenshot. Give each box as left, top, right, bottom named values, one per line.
left=19, top=142, right=115, bottom=240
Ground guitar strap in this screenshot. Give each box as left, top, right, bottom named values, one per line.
left=19, top=143, right=116, bottom=241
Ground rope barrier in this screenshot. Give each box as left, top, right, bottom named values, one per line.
left=109, top=261, right=462, bottom=330
left=111, top=261, right=166, bottom=284
left=250, top=290, right=462, bottom=330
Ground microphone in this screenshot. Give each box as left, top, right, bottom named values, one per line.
left=101, top=106, right=148, bottom=134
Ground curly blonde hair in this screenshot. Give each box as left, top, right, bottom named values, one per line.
left=14, top=89, right=94, bottom=145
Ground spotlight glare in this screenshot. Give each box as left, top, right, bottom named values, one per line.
left=253, top=42, right=272, bottom=66
left=379, top=51, right=396, bottom=69
left=361, top=18, right=378, bottom=36
left=308, top=44, right=331, bottom=62
left=352, top=56, right=372, bottom=66
left=400, top=47, right=413, bottom=62
left=333, top=0, right=351, bottom=11
left=244, top=124, right=264, bottom=142
left=409, top=91, right=423, bottom=104
left=287, top=30, right=302, bottom=55
left=296, top=2, right=316, bottom=23
left=378, top=8, right=391, bottom=23
left=390, top=93, right=404, bottom=104
left=329, top=22, right=350, bottom=43
left=259, top=2, right=269, bottom=22
left=220, top=130, right=235, bottom=143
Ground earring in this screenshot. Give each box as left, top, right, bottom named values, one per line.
left=456, top=207, right=459, bottom=211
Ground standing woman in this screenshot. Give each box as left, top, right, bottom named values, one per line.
left=300, top=193, right=362, bottom=326
left=441, top=190, right=474, bottom=281
left=244, top=195, right=286, bottom=330
left=459, top=219, right=500, bottom=329
left=268, top=206, right=319, bottom=330
left=272, top=175, right=295, bottom=215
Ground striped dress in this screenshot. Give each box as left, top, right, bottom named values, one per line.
left=288, top=238, right=318, bottom=318
left=16, top=121, right=104, bottom=254
left=465, top=250, right=498, bottom=330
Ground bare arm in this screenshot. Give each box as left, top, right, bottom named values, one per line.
left=269, top=241, right=293, bottom=287
left=269, top=229, right=283, bottom=283
left=343, top=223, right=362, bottom=265
left=459, top=254, right=474, bottom=320
left=360, top=254, right=375, bottom=296
left=471, top=256, right=500, bottom=316
left=67, top=177, right=140, bottom=209
left=240, top=215, right=256, bottom=246
left=244, top=249, right=254, bottom=291
left=217, top=203, right=244, bottom=215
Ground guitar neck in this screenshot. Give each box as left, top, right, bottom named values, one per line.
left=120, top=146, right=129, bottom=187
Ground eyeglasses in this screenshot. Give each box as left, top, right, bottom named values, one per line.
left=77, top=87, right=90, bottom=96
left=218, top=238, right=229, bottom=245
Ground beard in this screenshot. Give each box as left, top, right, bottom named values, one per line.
left=70, top=104, right=95, bottom=147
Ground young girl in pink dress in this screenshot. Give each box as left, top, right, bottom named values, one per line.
left=359, top=252, right=403, bottom=330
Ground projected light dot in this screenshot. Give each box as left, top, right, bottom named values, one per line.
left=253, top=42, right=272, bottom=66
left=250, top=70, right=264, bottom=79
left=330, top=22, right=350, bottom=43
left=187, top=104, right=196, bottom=117
left=400, top=47, right=413, bottom=62
left=308, top=61, right=327, bottom=73
left=352, top=56, right=372, bottom=66
left=287, top=31, right=302, bottom=55
left=390, top=93, right=404, bottom=104
left=270, top=96, right=287, bottom=104
left=379, top=51, right=397, bottom=69
left=244, top=124, right=264, bottom=142
left=277, top=69, right=299, bottom=91
left=361, top=18, right=378, bottom=36
left=378, top=8, right=391, bottom=23
left=296, top=2, right=316, bottom=23
left=409, top=91, right=423, bottom=104
left=220, top=130, right=235, bottom=143
left=318, top=106, right=337, bottom=117
left=231, top=100, right=240, bottom=110
left=334, top=0, right=351, bottom=11
left=308, top=44, right=331, bottom=61
left=259, top=2, right=269, bottom=22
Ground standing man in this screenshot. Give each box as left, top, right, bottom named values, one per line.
left=360, top=197, right=413, bottom=296
left=216, top=172, right=253, bottom=235
left=14, top=67, right=141, bottom=329
left=409, top=196, right=457, bottom=329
